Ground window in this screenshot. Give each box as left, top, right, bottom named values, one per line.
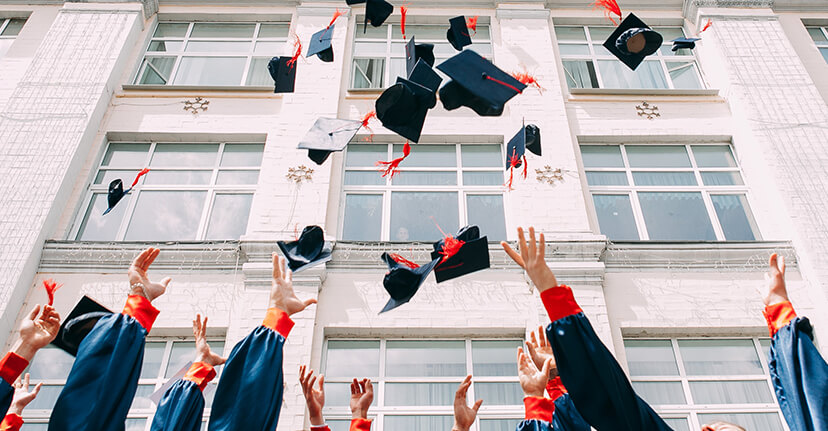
left=20, top=340, right=224, bottom=430
left=806, top=26, right=828, bottom=63
left=75, top=142, right=263, bottom=241
left=322, top=339, right=523, bottom=431
left=342, top=143, right=507, bottom=241
left=134, top=22, right=289, bottom=86
left=351, top=19, right=492, bottom=89
left=555, top=25, right=704, bottom=90
left=625, top=338, right=784, bottom=431
left=0, top=18, right=26, bottom=59
left=581, top=144, right=759, bottom=241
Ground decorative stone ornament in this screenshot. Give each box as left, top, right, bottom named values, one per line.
left=183, top=97, right=210, bottom=114
left=636, top=101, right=660, bottom=119
left=286, top=165, right=314, bottom=184
left=535, top=165, right=568, bottom=185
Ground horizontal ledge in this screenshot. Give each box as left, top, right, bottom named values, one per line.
left=604, top=240, right=796, bottom=272
left=568, top=88, right=721, bottom=97
left=121, top=84, right=275, bottom=92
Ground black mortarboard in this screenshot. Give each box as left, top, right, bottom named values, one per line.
left=405, top=37, right=435, bottom=77
left=408, top=59, right=443, bottom=93
left=297, top=118, right=363, bottom=165
left=52, top=295, right=113, bottom=356
left=430, top=226, right=490, bottom=283
left=447, top=16, right=472, bottom=51
left=525, top=124, right=541, bottom=156
left=277, top=225, right=333, bottom=273
left=603, top=13, right=663, bottom=71
left=267, top=56, right=297, bottom=93
left=506, top=126, right=527, bottom=169
left=103, top=168, right=149, bottom=215
left=380, top=252, right=440, bottom=313
left=307, top=25, right=335, bottom=62
left=437, top=50, right=526, bottom=117
left=376, top=77, right=436, bottom=143
left=671, top=37, right=700, bottom=52
left=347, top=0, right=393, bottom=33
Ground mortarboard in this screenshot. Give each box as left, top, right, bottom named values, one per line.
left=671, top=37, right=700, bottom=52
left=436, top=50, right=526, bottom=117
left=267, top=56, right=297, bottom=93
left=307, top=25, right=335, bottom=62
left=104, top=168, right=150, bottom=215
left=52, top=295, right=113, bottom=356
left=347, top=0, right=394, bottom=33
left=376, top=76, right=436, bottom=143
left=297, top=117, right=363, bottom=165
left=405, top=36, right=435, bottom=77
left=277, top=225, right=333, bottom=273
left=525, top=123, right=542, bottom=156
left=408, top=59, right=443, bottom=93
left=447, top=16, right=473, bottom=51
left=430, top=225, right=490, bottom=283
left=603, top=13, right=663, bottom=71
left=506, top=126, right=527, bottom=169
left=380, top=252, right=440, bottom=313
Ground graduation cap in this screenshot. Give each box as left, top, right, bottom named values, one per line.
left=408, top=58, right=443, bottom=93
left=267, top=56, right=297, bottom=93
left=380, top=252, right=440, bottom=313
left=347, top=0, right=394, bottom=33
left=277, top=225, right=333, bottom=273
left=307, top=25, right=335, bottom=62
left=297, top=118, right=362, bottom=165
left=405, top=37, right=435, bottom=77
left=447, top=16, right=472, bottom=51
left=671, top=37, right=700, bottom=51
left=517, top=123, right=542, bottom=157
left=52, top=295, right=113, bottom=356
left=505, top=126, right=530, bottom=189
left=602, top=13, right=663, bottom=71
left=436, top=50, right=526, bottom=117
left=376, top=77, right=436, bottom=143
left=430, top=225, right=490, bottom=283
left=103, top=168, right=150, bottom=215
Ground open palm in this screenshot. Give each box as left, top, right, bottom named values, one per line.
left=518, top=347, right=552, bottom=398
left=270, top=254, right=317, bottom=316
left=19, top=305, right=60, bottom=351
left=193, top=314, right=225, bottom=367
left=525, top=325, right=557, bottom=379
left=128, top=248, right=171, bottom=301
left=453, top=375, right=483, bottom=431
left=501, top=227, right=558, bottom=292
left=763, top=253, right=788, bottom=306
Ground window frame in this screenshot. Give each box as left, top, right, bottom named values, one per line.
left=806, top=25, right=828, bottom=63
left=581, top=143, right=760, bottom=241
left=0, top=17, right=26, bottom=58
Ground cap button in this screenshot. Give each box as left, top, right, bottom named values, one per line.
left=481, top=72, right=488, bottom=79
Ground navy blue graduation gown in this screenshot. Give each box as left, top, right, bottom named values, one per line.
left=541, top=285, right=672, bottom=431
left=207, top=308, right=293, bottom=431
left=49, top=296, right=159, bottom=431
left=764, top=301, right=828, bottom=431
left=515, top=380, right=590, bottom=431
left=0, top=352, right=28, bottom=419
left=150, top=362, right=216, bottom=431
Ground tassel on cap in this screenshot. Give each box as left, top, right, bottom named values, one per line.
left=361, top=110, right=377, bottom=141
left=591, top=0, right=622, bottom=24
left=130, top=168, right=150, bottom=188
left=700, top=19, right=712, bottom=33
left=43, top=279, right=62, bottom=306
left=376, top=141, right=411, bottom=178
left=400, top=6, right=408, bottom=39
left=286, top=34, right=302, bottom=68
left=327, top=9, right=344, bottom=30
left=512, top=71, right=545, bottom=94
left=466, top=16, right=479, bottom=35
left=431, top=217, right=466, bottom=264
left=506, top=148, right=521, bottom=191
left=389, top=253, right=419, bottom=269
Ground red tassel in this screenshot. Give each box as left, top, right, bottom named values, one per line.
left=505, top=149, right=521, bottom=191
left=484, top=75, right=523, bottom=94
left=400, top=6, right=408, bottom=40
left=700, top=19, right=712, bottom=33
left=591, top=0, right=622, bottom=24
left=389, top=253, right=419, bottom=269
left=466, top=16, right=479, bottom=35
left=286, top=34, right=302, bottom=68
left=430, top=218, right=466, bottom=264
left=511, top=71, right=545, bottom=94
left=43, top=279, right=62, bottom=306
left=376, top=141, right=411, bottom=178
left=131, top=168, right=150, bottom=188
left=327, top=8, right=344, bottom=30
left=361, top=110, right=377, bottom=141
left=506, top=167, right=515, bottom=191
left=522, top=156, right=528, bottom=179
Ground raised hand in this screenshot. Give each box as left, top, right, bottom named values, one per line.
left=763, top=253, right=789, bottom=306
left=193, top=314, right=226, bottom=367
left=501, top=227, right=558, bottom=292
left=453, top=375, right=483, bottom=431
left=13, top=305, right=60, bottom=361
left=525, top=325, right=557, bottom=379
left=518, top=346, right=552, bottom=398
left=702, top=421, right=746, bottom=431
left=8, top=373, right=42, bottom=416
left=128, top=247, right=171, bottom=302
left=269, top=253, right=317, bottom=316
left=299, top=365, right=325, bottom=426
left=350, top=378, right=373, bottom=420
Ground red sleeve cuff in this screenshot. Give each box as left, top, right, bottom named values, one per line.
left=0, top=352, right=28, bottom=385
left=122, top=295, right=160, bottom=332
left=524, top=396, right=555, bottom=422
left=0, top=413, right=23, bottom=431
left=763, top=301, right=797, bottom=337
left=350, top=418, right=372, bottom=431
left=310, top=426, right=330, bottom=431
left=546, top=376, right=567, bottom=401
left=183, top=362, right=217, bottom=391
left=540, top=285, right=583, bottom=323
left=262, top=308, right=294, bottom=338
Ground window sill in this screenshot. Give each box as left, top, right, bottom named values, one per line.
left=604, top=240, right=796, bottom=272
left=346, top=88, right=384, bottom=99
left=568, top=88, right=720, bottom=97
left=121, top=84, right=275, bottom=93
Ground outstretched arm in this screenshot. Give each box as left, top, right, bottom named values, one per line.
left=349, top=379, right=374, bottom=431
left=1, top=374, right=41, bottom=431
left=453, top=375, right=483, bottom=431
left=300, top=365, right=329, bottom=430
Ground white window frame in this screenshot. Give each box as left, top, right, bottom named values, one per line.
left=133, top=21, right=289, bottom=87
left=806, top=26, right=828, bottom=63
left=0, top=17, right=26, bottom=58
left=555, top=25, right=705, bottom=90
left=321, top=338, right=524, bottom=431
left=340, top=142, right=507, bottom=242
left=72, top=141, right=262, bottom=241
left=582, top=143, right=760, bottom=241
left=625, top=337, right=788, bottom=431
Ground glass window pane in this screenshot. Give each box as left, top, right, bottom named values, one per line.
left=701, top=172, right=744, bottom=186
left=692, top=146, right=737, bottom=168
left=345, top=171, right=385, bottom=185
left=151, top=144, right=219, bottom=167
left=588, top=27, right=614, bottom=41
left=390, top=192, right=459, bottom=242
left=475, top=382, right=523, bottom=405
left=558, top=44, right=591, bottom=55
left=697, top=413, right=784, bottom=431
left=186, top=41, right=251, bottom=53
left=26, top=385, right=63, bottom=410
left=624, top=339, right=679, bottom=376
left=130, top=384, right=156, bottom=409
left=325, top=341, right=380, bottom=378
left=216, top=170, right=260, bottom=185
left=140, top=342, right=166, bottom=379
left=638, top=192, right=716, bottom=240
left=472, top=340, right=521, bottom=376
left=760, top=339, right=771, bottom=361
left=385, top=383, right=456, bottom=406
left=402, top=25, right=448, bottom=40
left=663, top=418, right=691, bottom=431
left=258, top=24, right=290, bottom=38
left=342, top=194, right=383, bottom=241
left=667, top=62, right=702, bottom=89
left=94, top=170, right=137, bottom=185
left=165, top=342, right=196, bottom=377
left=77, top=193, right=128, bottom=241
left=246, top=57, right=272, bottom=86
left=173, top=57, right=247, bottom=86
left=324, top=382, right=377, bottom=407
left=386, top=340, right=465, bottom=377
left=137, top=57, right=175, bottom=85
left=394, top=144, right=456, bottom=167
left=562, top=60, right=599, bottom=89
left=711, top=194, right=758, bottom=241
left=220, top=144, right=264, bottom=166
left=384, top=416, right=453, bottom=430
left=2, top=19, right=26, bottom=36
left=26, top=346, right=74, bottom=380
left=463, top=172, right=502, bottom=186
left=480, top=419, right=522, bottom=431
left=125, top=419, right=147, bottom=431
left=154, top=23, right=189, bottom=38
left=392, top=171, right=457, bottom=186
left=586, top=171, right=628, bottom=186
left=461, top=145, right=501, bottom=167
left=690, top=380, right=773, bottom=404
left=148, top=40, right=183, bottom=52
left=592, top=194, right=639, bottom=240
left=678, top=339, right=764, bottom=375
left=190, top=23, right=255, bottom=38
left=352, top=58, right=385, bottom=89
left=143, top=170, right=213, bottom=185
left=632, top=382, right=686, bottom=404
left=347, top=145, right=387, bottom=167
left=254, top=41, right=283, bottom=54
left=581, top=146, right=624, bottom=168
left=124, top=191, right=207, bottom=241
left=0, top=39, right=12, bottom=59
left=467, top=195, right=507, bottom=241
left=206, top=194, right=253, bottom=240
left=626, top=146, right=691, bottom=168
left=102, top=143, right=151, bottom=167
left=807, top=27, right=827, bottom=42
left=598, top=60, right=668, bottom=89
left=821, top=47, right=828, bottom=63
left=389, top=58, right=406, bottom=82
left=632, top=172, right=697, bottom=186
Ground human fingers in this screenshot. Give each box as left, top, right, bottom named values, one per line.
left=518, top=227, right=529, bottom=264
left=528, top=227, right=537, bottom=260
left=271, top=253, right=281, bottom=280
left=500, top=242, right=526, bottom=269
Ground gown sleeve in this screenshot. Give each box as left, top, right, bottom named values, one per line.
left=48, top=295, right=159, bottom=431
left=764, top=301, right=828, bottom=431
left=0, top=414, right=23, bottom=431
left=542, top=285, right=672, bottom=431
left=514, top=378, right=591, bottom=431
left=0, top=352, right=28, bottom=417
left=207, top=308, right=294, bottom=431
left=150, top=362, right=217, bottom=431
left=350, top=418, right=372, bottom=430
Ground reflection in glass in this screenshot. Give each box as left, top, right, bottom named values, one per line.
left=103, top=144, right=151, bottom=167
left=701, top=172, right=744, bottom=186
left=154, top=23, right=189, bottom=38
left=77, top=193, right=128, bottom=241
left=586, top=171, right=628, bottom=186
left=141, top=342, right=166, bottom=379
left=206, top=194, right=253, bottom=239
left=130, top=385, right=157, bottom=410
left=125, top=191, right=207, bottom=241
left=689, top=380, right=773, bottom=404
left=392, top=171, right=457, bottom=186
left=472, top=340, right=521, bottom=376
left=626, top=146, right=691, bottom=168
left=165, top=342, right=197, bottom=378
left=346, top=145, right=387, bottom=167
left=563, top=60, right=599, bottom=89
left=26, top=385, right=63, bottom=410
left=216, top=171, right=260, bottom=185
left=624, top=340, right=679, bottom=376
left=138, top=57, right=175, bottom=84
left=668, top=62, right=702, bottom=89
left=143, top=170, right=212, bottom=185
left=390, top=192, right=458, bottom=241
left=475, top=382, right=523, bottom=405
left=632, top=382, right=686, bottom=405
left=246, top=57, right=272, bottom=86
left=461, top=145, right=501, bottom=167
left=385, top=383, right=456, bottom=406
left=173, top=57, right=247, bottom=86
left=692, top=146, right=737, bottom=168
left=463, top=172, right=503, bottom=186
left=633, top=172, right=697, bottom=186
left=221, top=144, right=265, bottom=166
left=386, top=340, right=465, bottom=377
left=342, top=194, right=383, bottom=241
left=638, top=192, right=715, bottom=240
left=325, top=341, right=380, bottom=378
left=598, top=61, right=668, bottom=89
left=353, top=58, right=385, bottom=89
left=678, top=339, right=763, bottom=376
left=151, top=144, right=219, bottom=167
left=26, top=346, right=74, bottom=380
left=393, top=144, right=456, bottom=167
left=580, top=146, right=624, bottom=168
left=592, top=194, right=639, bottom=240
left=697, top=413, right=784, bottom=431
left=345, top=171, right=385, bottom=186
left=467, top=195, right=507, bottom=241
left=711, top=194, right=757, bottom=241
left=190, top=23, right=255, bottom=38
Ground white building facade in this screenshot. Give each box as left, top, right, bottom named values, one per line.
left=0, top=0, right=827, bottom=429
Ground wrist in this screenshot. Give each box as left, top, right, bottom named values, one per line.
left=8, top=404, right=24, bottom=416
left=452, top=424, right=470, bottom=431
left=309, top=413, right=325, bottom=426
left=352, top=409, right=368, bottom=420
left=12, top=339, right=38, bottom=362
left=523, top=387, right=545, bottom=398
